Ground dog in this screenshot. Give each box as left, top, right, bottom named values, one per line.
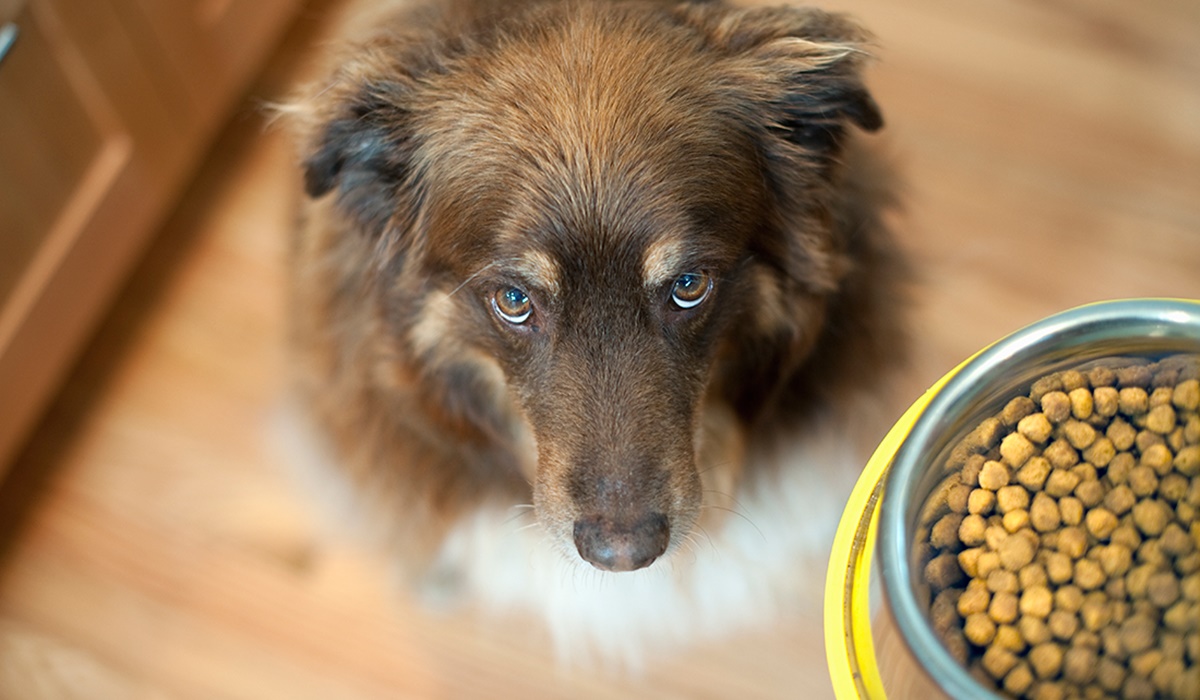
left=284, top=0, right=908, bottom=664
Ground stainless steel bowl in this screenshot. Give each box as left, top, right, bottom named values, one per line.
left=878, top=298, right=1200, bottom=698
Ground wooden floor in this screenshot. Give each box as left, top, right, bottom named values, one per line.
left=2, top=1, right=1199, bottom=698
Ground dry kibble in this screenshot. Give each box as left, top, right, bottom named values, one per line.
left=1074, top=558, right=1107, bottom=591
left=1020, top=615, right=1053, bottom=646
left=1062, top=645, right=1098, bottom=684
left=1082, top=437, right=1116, bottom=467
left=1057, top=526, right=1089, bottom=558
left=1002, top=432, right=1038, bottom=468
left=965, top=612, right=998, bottom=646
left=982, top=644, right=1021, bottom=680
left=1046, top=550, right=1074, bottom=584
left=932, top=513, right=966, bottom=550
left=1063, top=420, right=1097, bottom=450
left=958, top=579, right=991, bottom=617
left=1019, top=413, right=1055, bottom=444
left=1021, top=585, right=1054, bottom=618
left=1016, top=456, right=1053, bottom=492
left=958, top=515, right=988, bottom=548
left=1048, top=610, right=1080, bottom=641
left=1120, top=614, right=1158, bottom=655
left=997, top=485, right=1031, bottom=514
left=979, top=460, right=1011, bottom=491
left=1177, top=445, right=1200, bottom=477
left=1148, top=572, right=1182, bottom=609
left=1044, top=440, right=1080, bottom=470
left=1104, top=485, right=1137, bottom=516
left=1120, top=387, right=1150, bottom=416
left=1128, top=465, right=1160, bottom=498
left=1109, top=418, right=1138, bottom=451
left=1093, top=386, right=1119, bottom=416
left=988, top=568, right=1020, bottom=594
left=1000, top=533, right=1037, bottom=571
left=967, top=488, right=997, bottom=515
left=1084, top=507, right=1119, bottom=540
left=1028, top=642, right=1064, bottom=679
left=1132, top=499, right=1173, bottom=537
left=1042, top=391, right=1072, bottom=423
left=1004, top=661, right=1035, bottom=695
left=1069, top=388, right=1094, bottom=420
left=990, top=591, right=1020, bottom=624
left=915, top=356, right=1200, bottom=700
left=1059, top=497, right=1084, bottom=526
left=1142, top=443, right=1175, bottom=475
left=1029, top=492, right=1061, bottom=532
left=1045, top=470, right=1081, bottom=498
left=1147, top=404, right=1178, bottom=435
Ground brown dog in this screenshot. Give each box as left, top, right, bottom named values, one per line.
left=286, top=0, right=906, bottom=661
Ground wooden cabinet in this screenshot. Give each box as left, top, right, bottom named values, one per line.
left=0, top=0, right=302, bottom=474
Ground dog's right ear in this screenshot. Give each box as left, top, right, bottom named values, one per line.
left=299, top=71, right=418, bottom=237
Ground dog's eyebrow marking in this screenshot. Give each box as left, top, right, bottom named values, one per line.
left=512, top=250, right=561, bottom=296
left=642, top=237, right=686, bottom=288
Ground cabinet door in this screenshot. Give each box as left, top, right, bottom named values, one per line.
left=0, top=1, right=152, bottom=472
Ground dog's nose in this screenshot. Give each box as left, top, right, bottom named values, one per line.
left=573, top=513, right=669, bottom=572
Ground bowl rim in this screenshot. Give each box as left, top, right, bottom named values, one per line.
left=878, top=298, right=1200, bottom=698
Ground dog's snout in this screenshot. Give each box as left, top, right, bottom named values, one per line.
left=573, top=513, right=669, bottom=572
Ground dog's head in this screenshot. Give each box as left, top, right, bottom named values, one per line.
left=298, top=1, right=894, bottom=572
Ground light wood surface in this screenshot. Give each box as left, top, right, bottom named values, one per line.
left=2, top=1, right=1198, bottom=698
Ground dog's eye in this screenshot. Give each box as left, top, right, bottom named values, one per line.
left=670, top=272, right=712, bottom=309
left=492, top=287, right=533, bottom=324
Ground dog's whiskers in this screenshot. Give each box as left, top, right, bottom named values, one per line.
left=700, top=502, right=766, bottom=544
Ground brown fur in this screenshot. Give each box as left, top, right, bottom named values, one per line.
left=288, top=0, right=907, bottom=578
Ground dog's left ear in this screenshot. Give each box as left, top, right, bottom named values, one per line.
left=677, top=3, right=883, bottom=160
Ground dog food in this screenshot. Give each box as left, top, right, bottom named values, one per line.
left=914, top=355, right=1200, bottom=699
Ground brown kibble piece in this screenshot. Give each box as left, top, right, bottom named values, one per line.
left=1019, top=413, right=1054, bottom=444
left=1073, top=558, right=1107, bottom=591
left=1001, top=432, right=1037, bottom=468
left=1132, top=499, right=1173, bottom=537
left=995, top=623, right=1026, bottom=652
left=1174, top=379, right=1200, bottom=411
left=1057, top=526, right=1089, bottom=558
left=1020, top=585, right=1054, bottom=618
left=1019, top=615, right=1052, bottom=646
left=967, top=488, right=996, bottom=515
left=964, top=612, right=997, bottom=646
left=1044, top=469, right=1081, bottom=498
left=1068, top=387, right=1094, bottom=420
left=1142, top=443, right=1175, bottom=476
left=1147, top=572, right=1181, bottom=608
left=1062, top=420, right=1097, bottom=450
left=1002, top=396, right=1037, bottom=426
left=1028, top=642, right=1064, bottom=679
left=997, top=485, right=1030, bottom=514
left=931, top=513, right=965, bottom=550
left=1062, top=645, right=1097, bottom=684
left=926, top=552, right=965, bottom=590
left=987, top=568, right=1020, bottom=594
left=1108, top=418, right=1138, bottom=451
left=1176, top=445, right=1200, bottom=477
left=1104, top=485, right=1137, bottom=516
left=958, top=514, right=987, bottom=547
left=930, top=588, right=962, bottom=633
left=1093, top=386, right=1119, bottom=417
left=999, top=533, right=1037, bottom=571
left=1041, top=391, right=1072, bottom=423
left=1003, top=661, right=1035, bottom=696
left=1120, top=614, right=1157, bottom=655
left=961, top=453, right=985, bottom=486
left=1029, top=492, right=1061, bottom=532
left=1055, top=584, right=1084, bottom=612
left=1016, top=456, right=1053, bottom=492
left=1119, top=387, right=1150, bottom=415
left=1160, top=474, right=1190, bottom=505
left=982, top=644, right=1020, bottom=680
left=1128, top=465, right=1159, bottom=498
left=1046, top=550, right=1074, bottom=584
left=1096, top=656, right=1127, bottom=692
left=1044, top=439, right=1079, bottom=469
left=1059, top=497, right=1084, bottom=526
left=1096, top=543, right=1133, bottom=577
left=1146, top=404, right=1178, bottom=435
left=990, top=590, right=1019, bottom=624
left=1084, top=507, right=1119, bottom=540
left=1048, top=609, right=1079, bottom=640
left=1073, top=478, right=1105, bottom=508
left=1082, top=437, right=1116, bottom=467
left=978, top=460, right=1010, bottom=491
left=947, top=482, right=972, bottom=514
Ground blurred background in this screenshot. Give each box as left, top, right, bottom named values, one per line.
left=1, top=0, right=1198, bottom=697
